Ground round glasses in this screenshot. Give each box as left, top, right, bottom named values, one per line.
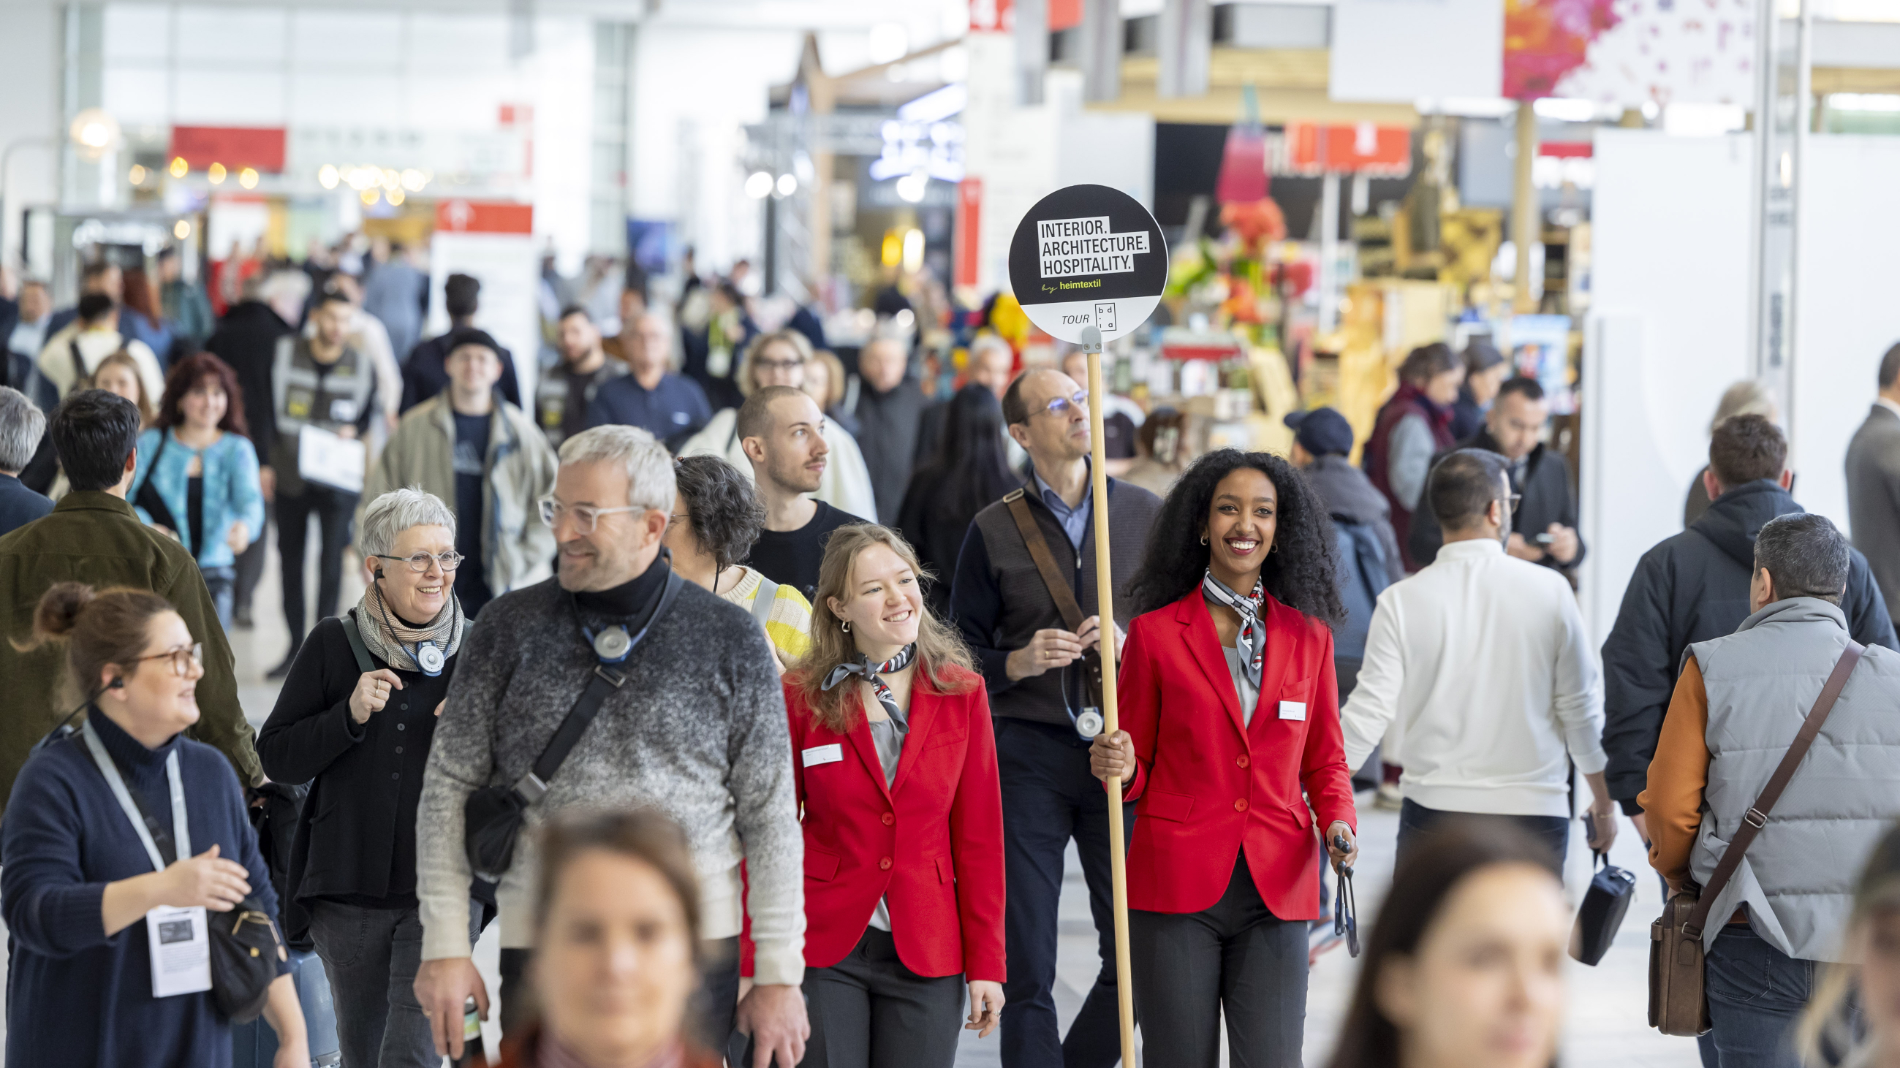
left=374, top=551, right=464, bottom=573
left=132, top=642, right=203, bottom=678
left=539, top=497, right=643, bottom=535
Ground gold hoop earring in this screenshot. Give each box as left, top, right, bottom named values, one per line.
left=1199, top=534, right=1208, bottom=546
left=841, top=619, right=851, bottom=632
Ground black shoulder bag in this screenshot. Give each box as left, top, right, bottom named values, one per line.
left=463, top=570, right=685, bottom=882
left=132, top=432, right=182, bottom=535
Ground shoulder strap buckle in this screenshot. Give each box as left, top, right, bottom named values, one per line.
left=1743, top=807, right=1768, bottom=829
left=1002, top=487, right=1025, bottom=503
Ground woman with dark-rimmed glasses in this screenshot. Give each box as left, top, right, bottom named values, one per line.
left=258, top=487, right=476, bottom=1068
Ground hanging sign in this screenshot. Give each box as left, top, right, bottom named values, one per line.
left=1008, top=184, right=1167, bottom=345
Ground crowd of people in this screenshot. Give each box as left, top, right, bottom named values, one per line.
left=6, top=247, right=1900, bottom=1068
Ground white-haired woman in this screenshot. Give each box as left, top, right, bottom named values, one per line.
left=258, top=487, right=475, bottom=1068
left=677, top=328, right=878, bottom=520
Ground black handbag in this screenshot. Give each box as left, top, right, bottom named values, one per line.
left=1571, top=849, right=1638, bottom=966
left=463, top=571, right=684, bottom=881
left=210, top=896, right=288, bottom=1022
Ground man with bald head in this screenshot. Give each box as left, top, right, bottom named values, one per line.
left=737, top=385, right=868, bottom=598
left=949, top=366, right=1161, bottom=1068
left=585, top=310, right=711, bottom=452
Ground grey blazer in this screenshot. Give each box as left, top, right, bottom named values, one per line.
left=1846, top=403, right=1900, bottom=621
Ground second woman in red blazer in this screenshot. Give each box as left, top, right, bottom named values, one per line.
left=784, top=523, right=1006, bottom=1068
left=1093, top=449, right=1359, bottom=1068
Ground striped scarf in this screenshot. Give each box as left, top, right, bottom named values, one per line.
left=1202, top=571, right=1265, bottom=688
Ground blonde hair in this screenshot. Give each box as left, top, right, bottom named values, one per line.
left=739, top=330, right=814, bottom=398
left=1710, top=379, right=1779, bottom=435
left=1798, top=822, right=1900, bottom=1065
left=808, top=349, right=848, bottom=410
left=789, top=525, right=977, bottom=733
left=91, top=349, right=155, bottom=428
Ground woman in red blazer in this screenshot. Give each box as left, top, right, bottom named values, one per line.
left=784, top=523, right=1006, bottom=1068
left=1092, top=449, right=1360, bottom=1068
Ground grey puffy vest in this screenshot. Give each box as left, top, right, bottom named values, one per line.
left=1688, top=597, right=1900, bottom=961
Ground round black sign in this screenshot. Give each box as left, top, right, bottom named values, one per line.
left=1007, top=183, right=1168, bottom=343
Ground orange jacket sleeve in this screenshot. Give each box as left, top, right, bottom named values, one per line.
left=1639, top=655, right=1710, bottom=892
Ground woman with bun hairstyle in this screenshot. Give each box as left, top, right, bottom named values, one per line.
left=1, top=582, right=308, bottom=1068
left=783, top=524, right=1006, bottom=1067
left=1091, top=448, right=1358, bottom=1068
left=1324, top=821, right=1572, bottom=1068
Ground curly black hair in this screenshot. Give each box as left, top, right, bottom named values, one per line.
left=672, top=454, right=766, bottom=573
left=1127, top=449, right=1346, bottom=626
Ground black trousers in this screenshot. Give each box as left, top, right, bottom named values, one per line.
left=234, top=502, right=271, bottom=616
left=1396, top=799, right=1569, bottom=883
left=995, top=717, right=1128, bottom=1068
left=502, top=938, right=740, bottom=1050
left=1129, top=855, right=1308, bottom=1068
left=278, top=485, right=358, bottom=652
left=798, top=927, right=965, bottom=1068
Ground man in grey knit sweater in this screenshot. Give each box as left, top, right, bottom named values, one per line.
left=413, top=425, right=808, bottom=1066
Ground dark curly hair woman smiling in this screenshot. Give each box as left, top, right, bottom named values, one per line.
left=1127, top=449, right=1346, bottom=624
left=1091, top=447, right=1359, bottom=1067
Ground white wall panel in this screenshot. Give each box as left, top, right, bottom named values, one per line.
left=103, top=66, right=172, bottom=125
left=103, top=3, right=171, bottom=61
left=1792, top=136, right=1900, bottom=534
left=290, top=10, right=405, bottom=67
left=174, top=6, right=285, bottom=64
left=406, top=76, right=515, bottom=131
left=1330, top=0, right=1502, bottom=102
left=174, top=69, right=286, bottom=124
left=407, top=13, right=510, bottom=71
left=289, top=72, right=405, bottom=127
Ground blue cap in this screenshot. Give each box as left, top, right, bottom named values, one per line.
left=1283, top=407, right=1354, bottom=457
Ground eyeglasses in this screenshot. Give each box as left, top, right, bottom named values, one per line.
left=754, top=357, right=806, bottom=371
left=374, top=551, right=464, bottom=573
left=1035, top=390, right=1089, bottom=418
left=132, top=643, right=203, bottom=678
left=540, top=497, right=643, bottom=535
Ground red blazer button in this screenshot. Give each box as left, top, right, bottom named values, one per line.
left=1234, top=798, right=1248, bottom=812
left=879, top=857, right=893, bottom=870
left=1235, top=755, right=1250, bottom=768
left=882, top=812, right=895, bottom=826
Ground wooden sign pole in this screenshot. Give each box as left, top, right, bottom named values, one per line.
left=1082, top=325, right=1137, bottom=1066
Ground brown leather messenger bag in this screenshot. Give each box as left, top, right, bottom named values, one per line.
left=1002, top=488, right=1105, bottom=712
left=1649, top=640, right=1864, bottom=1036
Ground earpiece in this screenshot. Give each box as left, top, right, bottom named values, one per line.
left=105, top=677, right=124, bottom=690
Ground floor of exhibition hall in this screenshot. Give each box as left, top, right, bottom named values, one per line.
left=1, top=533, right=1701, bottom=1067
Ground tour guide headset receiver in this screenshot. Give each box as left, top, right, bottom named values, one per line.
left=462, top=563, right=687, bottom=883
left=1333, top=833, right=1360, bottom=958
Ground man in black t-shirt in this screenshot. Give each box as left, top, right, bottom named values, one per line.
left=737, top=385, right=866, bottom=597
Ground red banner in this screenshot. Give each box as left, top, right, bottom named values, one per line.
left=168, top=127, right=286, bottom=173
left=1282, top=122, right=1411, bottom=177
left=435, top=199, right=534, bottom=235
left=954, top=178, right=982, bottom=290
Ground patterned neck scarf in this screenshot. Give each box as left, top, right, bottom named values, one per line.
left=1202, top=571, right=1265, bottom=688
left=356, top=578, right=465, bottom=672
left=822, top=643, right=919, bottom=728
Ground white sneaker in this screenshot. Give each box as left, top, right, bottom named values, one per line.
left=1374, top=783, right=1403, bottom=811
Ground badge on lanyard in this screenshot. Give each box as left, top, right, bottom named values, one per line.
left=1074, top=707, right=1105, bottom=740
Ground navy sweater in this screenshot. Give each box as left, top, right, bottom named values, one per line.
left=1, top=711, right=281, bottom=1068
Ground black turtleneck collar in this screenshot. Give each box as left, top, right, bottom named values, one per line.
left=573, top=553, right=669, bottom=620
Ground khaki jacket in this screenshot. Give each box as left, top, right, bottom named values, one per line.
left=0, top=493, right=261, bottom=812
left=359, top=394, right=558, bottom=598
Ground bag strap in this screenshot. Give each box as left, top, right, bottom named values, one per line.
left=749, top=576, right=779, bottom=628
left=1684, top=640, right=1864, bottom=939
left=69, top=337, right=87, bottom=388
left=340, top=609, right=376, bottom=674
left=517, top=571, right=686, bottom=802
left=1003, top=489, right=1086, bottom=633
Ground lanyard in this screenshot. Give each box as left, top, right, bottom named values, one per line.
left=81, top=717, right=190, bottom=872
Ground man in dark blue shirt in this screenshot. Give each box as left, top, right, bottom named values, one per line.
left=0, top=387, right=52, bottom=536
left=585, top=311, right=710, bottom=452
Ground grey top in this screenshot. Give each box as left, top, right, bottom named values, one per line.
left=866, top=707, right=908, bottom=787
left=1208, top=593, right=1261, bottom=724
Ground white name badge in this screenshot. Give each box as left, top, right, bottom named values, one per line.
left=146, top=905, right=212, bottom=998
left=802, top=743, right=843, bottom=768
left=1278, top=701, right=1307, bottom=722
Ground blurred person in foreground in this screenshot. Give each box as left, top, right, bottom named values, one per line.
left=129, top=353, right=264, bottom=627
left=1846, top=341, right=1900, bottom=622
left=259, top=488, right=475, bottom=1068
left=665, top=454, right=813, bottom=670
left=361, top=328, right=558, bottom=619
left=1091, top=449, right=1358, bottom=1066
left=1796, top=822, right=1900, bottom=1068
left=2, top=582, right=306, bottom=1067
left=0, top=386, right=52, bottom=535
left=0, top=389, right=259, bottom=808
left=1642, top=512, right=1900, bottom=1068
left=1342, top=449, right=1615, bottom=876
left=898, top=383, right=1019, bottom=618
left=1601, top=414, right=1895, bottom=844
left=1685, top=380, right=1778, bottom=527
left=491, top=809, right=723, bottom=1068
left=679, top=328, right=877, bottom=520
left=781, top=525, right=1006, bottom=1066
left=737, top=386, right=869, bottom=599
left=849, top=328, right=928, bottom=525
left=1323, top=822, right=1572, bottom=1068
left=1362, top=342, right=1463, bottom=571
left=268, top=289, right=381, bottom=677
left=1409, top=377, right=1582, bottom=578
left=412, top=425, right=807, bottom=1065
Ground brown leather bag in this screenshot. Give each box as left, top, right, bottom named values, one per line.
left=1002, top=489, right=1103, bottom=707
left=1648, top=641, right=1863, bottom=1036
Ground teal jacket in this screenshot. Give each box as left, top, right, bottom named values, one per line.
left=130, top=428, right=265, bottom=568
